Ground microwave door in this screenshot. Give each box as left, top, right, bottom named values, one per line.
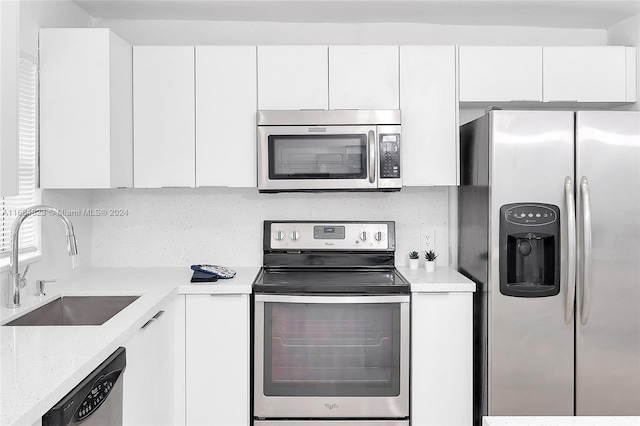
left=258, top=125, right=378, bottom=191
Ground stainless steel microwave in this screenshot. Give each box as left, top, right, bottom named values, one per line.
left=257, top=110, right=402, bottom=192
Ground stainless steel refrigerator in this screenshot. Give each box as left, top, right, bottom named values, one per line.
left=458, top=110, right=640, bottom=422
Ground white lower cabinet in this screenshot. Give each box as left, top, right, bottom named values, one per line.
left=185, top=294, right=250, bottom=426
left=411, top=292, right=473, bottom=425
left=123, top=296, right=176, bottom=425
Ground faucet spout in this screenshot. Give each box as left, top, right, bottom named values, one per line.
left=6, top=205, right=78, bottom=308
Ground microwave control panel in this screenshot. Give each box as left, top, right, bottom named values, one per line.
left=380, top=134, right=400, bottom=179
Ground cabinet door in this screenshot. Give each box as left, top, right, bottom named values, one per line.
left=400, top=46, right=458, bottom=186
left=329, top=46, right=399, bottom=110
left=123, top=300, right=175, bottom=426
left=196, top=46, right=256, bottom=187
left=0, top=0, right=19, bottom=196
left=543, top=46, right=634, bottom=102
left=411, top=292, right=473, bottom=425
left=133, top=46, right=195, bottom=188
left=173, top=295, right=186, bottom=426
left=40, top=29, right=132, bottom=189
left=258, top=46, right=328, bottom=110
left=186, top=294, right=249, bottom=426
left=459, top=46, right=543, bottom=102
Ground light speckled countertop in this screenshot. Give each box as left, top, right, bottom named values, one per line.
left=397, top=265, right=476, bottom=292
left=0, top=266, right=258, bottom=426
left=483, top=416, right=640, bottom=425
left=0, top=265, right=470, bottom=425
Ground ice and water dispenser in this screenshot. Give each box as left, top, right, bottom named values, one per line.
left=499, top=203, right=560, bottom=297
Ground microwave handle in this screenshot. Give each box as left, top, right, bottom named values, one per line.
left=368, top=130, right=376, bottom=184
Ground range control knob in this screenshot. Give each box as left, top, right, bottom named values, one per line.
left=290, top=231, right=300, bottom=241
left=274, top=230, right=285, bottom=241
left=374, top=231, right=385, bottom=242
left=359, top=231, right=369, bottom=242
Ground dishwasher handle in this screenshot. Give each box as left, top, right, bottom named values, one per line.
left=42, top=347, right=126, bottom=426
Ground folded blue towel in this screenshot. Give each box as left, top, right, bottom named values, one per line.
left=191, top=270, right=219, bottom=283
left=190, top=264, right=236, bottom=279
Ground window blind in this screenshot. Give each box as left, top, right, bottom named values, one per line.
left=0, top=57, right=39, bottom=256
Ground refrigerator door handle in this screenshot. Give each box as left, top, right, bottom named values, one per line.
left=564, top=176, right=577, bottom=325
left=580, top=176, right=593, bottom=325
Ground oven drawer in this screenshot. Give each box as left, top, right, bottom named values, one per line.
left=254, top=294, right=410, bottom=419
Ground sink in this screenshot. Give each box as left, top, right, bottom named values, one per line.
left=3, top=296, right=140, bottom=326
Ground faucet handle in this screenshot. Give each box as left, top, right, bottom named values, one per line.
left=18, top=264, right=30, bottom=289
left=35, top=279, right=57, bottom=297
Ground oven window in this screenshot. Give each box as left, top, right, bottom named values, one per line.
left=263, top=302, right=401, bottom=397
left=268, top=135, right=367, bottom=180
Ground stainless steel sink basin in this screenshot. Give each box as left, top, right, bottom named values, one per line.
left=3, top=296, right=140, bottom=326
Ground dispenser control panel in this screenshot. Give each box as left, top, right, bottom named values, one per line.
left=504, top=204, right=557, bottom=226
left=499, top=203, right=560, bottom=298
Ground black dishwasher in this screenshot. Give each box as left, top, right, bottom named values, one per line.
left=43, top=347, right=126, bottom=426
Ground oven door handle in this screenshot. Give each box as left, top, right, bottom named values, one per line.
left=254, top=294, right=410, bottom=304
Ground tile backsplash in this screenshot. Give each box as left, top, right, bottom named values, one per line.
left=86, top=186, right=451, bottom=268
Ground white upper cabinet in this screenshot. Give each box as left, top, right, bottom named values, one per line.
left=133, top=46, right=195, bottom=188
left=458, top=45, right=636, bottom=104
left=400, top=46, right=458, bottom=186
left=40, top=29, right=132, bottom=189
left=329, top=46, right=400, bottom=110
left=196, top=46, right=257, bottom=187
left=543, top=46, right=636, bottom=103
left=0, top=0, right=19, bottom=196
left=258, top=46, right=328, bottom=110
left=458, top=46, right=543, bottom=102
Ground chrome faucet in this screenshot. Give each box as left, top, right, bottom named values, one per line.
left=6, top=205, right=78, bottom=308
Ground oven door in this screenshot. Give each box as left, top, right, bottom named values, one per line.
left=257, top=125, right=378, bottom=191
left=254, top=294, right=410, bottom=419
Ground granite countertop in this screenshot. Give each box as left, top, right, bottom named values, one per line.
left=0, top=266, right=259, bottom=426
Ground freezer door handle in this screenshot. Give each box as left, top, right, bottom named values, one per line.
left=564, top=176, right=577, bottom=325
left=580, top=176, right=593, bottom=325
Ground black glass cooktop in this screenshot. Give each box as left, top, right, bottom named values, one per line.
left=253, top=268, right=410, bottom=294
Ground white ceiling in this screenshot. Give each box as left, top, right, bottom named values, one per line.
left=74, top=0, right=640, bottom=29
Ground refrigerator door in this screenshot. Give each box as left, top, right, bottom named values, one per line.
left=575, top=111, right=640, bottom=415
left=488, top=110, right=575, bottom=415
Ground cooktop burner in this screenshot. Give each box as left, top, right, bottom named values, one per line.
left=254, top=221, right=409, bottom=295
left=253, top=268, right=410, bottom=294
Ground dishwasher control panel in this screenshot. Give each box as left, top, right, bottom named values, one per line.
left=76, top=370, right=120, bottom=421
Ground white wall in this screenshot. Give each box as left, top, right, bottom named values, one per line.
left=608, top=13, right=640, bottom=110
left=20, top=0, right=94, bottom=58
left=97, top=19, right=606, bottom=46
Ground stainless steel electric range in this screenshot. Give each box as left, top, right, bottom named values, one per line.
left=253, top=221, right=410, bottom=426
